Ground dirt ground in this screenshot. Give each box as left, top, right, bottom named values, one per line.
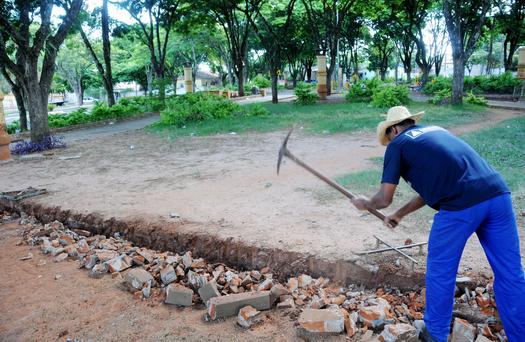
left=0, top=220, right=320, bottom=342
left=2, top=108, right=524, bottom=275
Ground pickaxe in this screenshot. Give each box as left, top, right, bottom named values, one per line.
left=277, top=128, right=398, bottom=227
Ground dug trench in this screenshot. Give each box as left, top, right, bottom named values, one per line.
left=1, top=199, right=426, bottom=291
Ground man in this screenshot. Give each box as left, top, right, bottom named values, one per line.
left=351, top=106, right=525, bottom=342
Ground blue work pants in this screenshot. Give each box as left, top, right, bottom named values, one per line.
left=424, top=193, right=525, bottom=342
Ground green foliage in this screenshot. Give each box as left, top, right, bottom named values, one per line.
left=253, top=75, right=271, bottom=89
left=6, top=120, right=21, bottom=134
left=345, top=78, right=382, bottom=102
left=294, top=82, right=319, bottom=105
left=160, top=93, right=242, bottom=127
left=48, top=104, right=57, bottom=112
left=464, top=92, right=487, bottom=106
left=423, top=76, right=452, bottom=95
left=238, top=103, right=270, bottom=117
left=48, top=108, right=90, bottom=127
left=371, top=85, right=410, bottom=108
left=464, top=72, right=521, bottom=94
left=429, top=89, right=452, bottom=105
left=425, top=73, right=520, bottom=95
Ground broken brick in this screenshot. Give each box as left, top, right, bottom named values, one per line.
left=160, top=265, right=177, bottom=285
left=298, top=308, right=345, bottom=333
left=165, top=284, right=193, bottom=306
left=208, top=291, right=271, bottom=320
left=379, top=323, right=418, bottom=342
left=451, top=318, right=475, bottom=342
left=237, top=305, right=260, bottom=328
left=198, top=280, right=221, bottom=304
left=125, top=268, right=153, bottom=291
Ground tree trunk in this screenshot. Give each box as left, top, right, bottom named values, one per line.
left=13, top=85, right=28, bottom=131
left=270, top=67, right=278, bottom=104
left=235, top=67, right=245, bottom=97
left=435, top=56, right=444, bottom=76
left=486, top=26, right=493, bottom=75
left=26, top=74, right=50, bottom=142
left=146, top=66, right=153, bottom=96
left=451, top=54, right=464, bottom=104
left=102, top=0, right=115, bottom=106
left=74, top=85, right=83, bottom=106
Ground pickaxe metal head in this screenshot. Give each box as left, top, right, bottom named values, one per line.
left=277, top=127, right=294, bottom=174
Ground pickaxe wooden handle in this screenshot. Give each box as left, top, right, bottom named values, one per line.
left=277, top=128, right=397, bottom=227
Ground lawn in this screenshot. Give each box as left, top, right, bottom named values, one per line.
left=148, top=101, right=490, bottom=138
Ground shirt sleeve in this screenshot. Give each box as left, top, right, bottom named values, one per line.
left=381, top=144, right=401, bottom=185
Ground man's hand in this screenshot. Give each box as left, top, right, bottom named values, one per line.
left=384, top=214, right=401, bottom=229
left=351, top=196, right=370, bottom=211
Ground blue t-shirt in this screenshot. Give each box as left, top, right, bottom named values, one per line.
left=381, top=125, right=509, bottom=211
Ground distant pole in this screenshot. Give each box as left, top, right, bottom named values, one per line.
left=184, top=67, right=193, bottom=93
left=0, top=92, right=11, bottom=160
left=317, top=55, right=327, bottom=100
left=518, top=46, right=525, bottom=80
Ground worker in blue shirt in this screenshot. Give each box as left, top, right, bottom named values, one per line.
left=351, top=106, right=525, bottom=342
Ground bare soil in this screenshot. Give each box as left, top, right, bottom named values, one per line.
left=3, top=109, right=524, bottom=273
left=0, top=221, right=319, bottom=342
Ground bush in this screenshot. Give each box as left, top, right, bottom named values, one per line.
left=345, top=78, right=382, bottom=102
left=253, top=75, right=271, bottom=89
left=428, top=88, right=451, bottom=105
left=423, top=76, right=451, bottom=95
left=464, top=72, right=520, bottom=94
left=160, top=92, right=241, bottom=127
left=49, top=108, right=90, bottom=128
left=294, top=82, right=319, bottom=105
left=237, top=103, right=270, bottom=117
left=7, top=120, right=20, bottom=134
left=464, top=91, right=487, bottom=106
left=371, top=85, right=410, bottom=108
left=48, top=104, right=56, bottom=112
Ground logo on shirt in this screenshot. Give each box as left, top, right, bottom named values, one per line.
left=404, top=126, right=444, bottom=139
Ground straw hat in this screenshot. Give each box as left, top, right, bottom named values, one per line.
left=376, top=106, right=424, bottom=146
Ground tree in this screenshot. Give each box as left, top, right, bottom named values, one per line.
left=495, top=0, right=525, bottom=71
left=368, top=30, right=396, bottom=80
left=302, top=0, right=362, bottom=95
left=0, top=0, right=83, bottom=143
left=443, top=0, right=492, bottom=104
left=1, top=67, right=28, bottom=131
left=205, top=0, right=255, bottom=96
left=56, top=36, right=94, bottom=106
left=427, top=9, right=448, bottom=76
left=247, top=0, right=297, bottom=103
left=119, top=0, right=183, bottom=101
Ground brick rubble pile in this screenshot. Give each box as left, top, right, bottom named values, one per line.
left=10, top=213, right=507, bottom=341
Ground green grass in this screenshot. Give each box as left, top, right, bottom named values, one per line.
left=333, top=116, right=525, bottom=222
left=148, top=101, right=490, bottom=138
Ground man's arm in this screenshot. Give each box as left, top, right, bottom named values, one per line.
left=351, top=183, right=397, bottom=210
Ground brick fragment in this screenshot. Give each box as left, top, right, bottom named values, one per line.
left=106, top=255, right=132, bottom=273
left=75, top=239, right=90, bottom=254
left=237, top=305, right=260, bottom=328
left=165, top=284, right=193, bottom=306
left=451, top=318, right=475, bottom=342
left=54, top=253, right=68, bottom=262
left=198, top=280, right=221, bottom=304
left=160, top=265, right=177, bottom=285
left=379, top=323, right=418, bottom=342
left=125, top=268, right=154, bottom=291
left=341, top=309, right=357, bottom=337
left=288, top=277, right=298, bottom=292
left=298, top=274, right=312, bottom=288
left=358, top=298, right=392, bottom=328
left=298, top=308, right=345, bottom=333
left=270, top=284, right=289, bottom=304
left=89, top=263, right=108, bottom=278
left=208, top=291, right=271, bottom=320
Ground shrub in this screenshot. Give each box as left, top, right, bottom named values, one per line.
left=253, top=75, right=271, bottom=89
left=237, top=103, right=270, bottom=117
left=423, top=76, right=451, bottom=95
left=428, top=88, right=451, bottom=105
left=7, top=120, right=20, bottom=134
left=48, top=104, right=56, bottom=112
left=10, top=136, right=66, bottom=155
left=464, top=91, right=487, bottom=106
left=345, top=78, right=382, bottom=102
left=49, top=108, right=90, bottom=128
left=371, top=85, right=410, bottom=108
left=160, top=92, right=241, bottom=127
left=294, top=82, right=319, bottom=105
